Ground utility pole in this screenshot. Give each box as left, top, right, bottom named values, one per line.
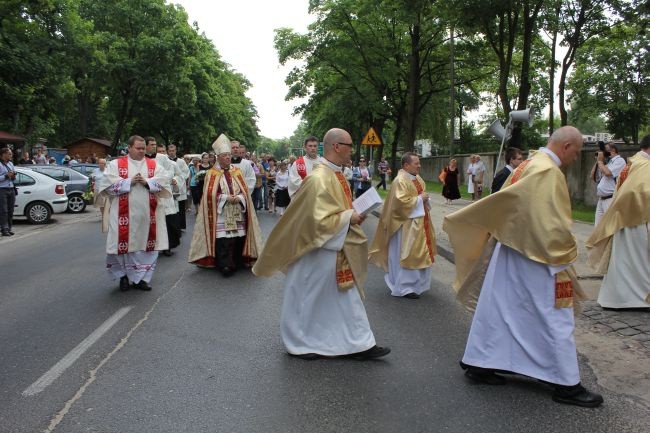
left=449, top=24, right=455, bottom=157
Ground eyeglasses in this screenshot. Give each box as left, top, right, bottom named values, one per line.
left=337, top=142, right=353, bottom=147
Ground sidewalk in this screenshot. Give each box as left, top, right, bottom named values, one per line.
left=374, top=190, right=650, bottom=355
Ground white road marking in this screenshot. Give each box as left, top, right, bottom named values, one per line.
left=22, top=306, right=133, bottom=397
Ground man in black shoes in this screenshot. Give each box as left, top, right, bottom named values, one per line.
left=290, top=345, right=391, bottom=361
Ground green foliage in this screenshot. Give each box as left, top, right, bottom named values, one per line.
left=569, top=20, right=649, bottom=143
left=0, top=0, right=258, bottom=153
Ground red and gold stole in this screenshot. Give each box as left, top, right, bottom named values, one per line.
left=116, top=157, right=158, bottom=254
left=413, top=178, right=435, bottom=263
left=334, top=171, right=355, bottom=289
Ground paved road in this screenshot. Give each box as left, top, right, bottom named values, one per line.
left=1, top=211, right=648, bottom=432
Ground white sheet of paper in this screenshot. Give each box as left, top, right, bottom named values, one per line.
left=352, top=187, right=383, bottom=216
left=409, top=197, right=425, bottom=218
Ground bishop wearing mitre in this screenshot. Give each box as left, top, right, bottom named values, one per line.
left=188, top=134, right=262, bottom=276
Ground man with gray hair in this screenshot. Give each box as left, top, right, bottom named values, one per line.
left=445, top=126, right=603, bottom=407
left=254, top=128, right=390, bottom=361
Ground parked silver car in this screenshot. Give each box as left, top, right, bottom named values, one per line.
left=14, top=168, right=68, bottom=223
left=20, top=165, right=90, bottom=213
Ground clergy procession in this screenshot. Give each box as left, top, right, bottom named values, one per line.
left=95, top=122, right=649, bottom=414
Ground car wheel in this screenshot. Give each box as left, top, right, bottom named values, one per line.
left=67, top=194, right=87, bottom=213
left=25, top=202, right=52, bottom=224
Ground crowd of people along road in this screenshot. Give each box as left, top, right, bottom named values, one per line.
left=89, top=126, right=650, bottom=410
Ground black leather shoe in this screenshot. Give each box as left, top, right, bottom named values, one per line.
left=460, top=361, right=507, bottom=385
left=221, top=267, right=235, bottom=277
left=137, top=281, right=152, bottom=291
left=7, top=230, right=14, bottom=235
left=119, top=276, right=130, bottom=291
left=1, top=231, right=10, bottom=237
left=350, top=345, right=391, bottom=360
left=403, top=293, right=420, bottom=299
left=288, top=352, right=322, bottom=360
left=552, top=383, right=603, bottom=408
left=162, top=250, right=174, bottom=257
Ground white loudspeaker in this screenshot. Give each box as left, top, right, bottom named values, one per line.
left=487, top=119, right=508, bottom=142
left=509, top=107, right=534, bottom=127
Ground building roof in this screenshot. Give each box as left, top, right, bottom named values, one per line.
left=65, top=137, right=112, bottom=148
left=0, top=131, right=27, bottom=142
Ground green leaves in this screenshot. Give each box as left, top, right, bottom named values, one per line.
left=0, top=0, right=258, bottom=152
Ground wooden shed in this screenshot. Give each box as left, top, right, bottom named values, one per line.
left=0, top=130, right=27, bottom=158
left=64, top=137, right=111, bottom=161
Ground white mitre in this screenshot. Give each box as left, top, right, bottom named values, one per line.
left=212, top=134, right=231, bottom=155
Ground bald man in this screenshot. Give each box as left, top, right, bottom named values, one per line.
left=444, top=126, right=603, bottom=407
left=254, top=128, right=390, bottom=361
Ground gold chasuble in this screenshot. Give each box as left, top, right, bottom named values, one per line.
left=443, top=150, right=584, bottom=311
left=369, top=169, right=436, bottom=271
left=188, top=165, right=262, bottom=267
left=586, top=152, right=650, bottom=273
left=252, top=163, right=368, bottom=297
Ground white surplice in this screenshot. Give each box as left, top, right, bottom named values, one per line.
left=101, top=156, right=171, bottom=284
left=288, top=156, right=321, bottom=197
left=281, top=219, right=376, bottom=356
left=598, top=224, right=650, bottom=308
left=462, top=242, right=580, bottom=386
left=384, top=195, right=432, bottom=297
left=234, top=159, right=256, bottom=192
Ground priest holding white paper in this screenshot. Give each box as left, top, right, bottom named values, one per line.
left=369, top=152, right=436, bottom=299
left=253, top=128, right=390, bottom=360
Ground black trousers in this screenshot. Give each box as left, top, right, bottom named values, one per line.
left=177, top=200, right=186, bottom=229
left=0, top=188, right=15, bottom=231
left=165, top=213, right=181, bottom=249
left=215, top=236, right=246, bottom=271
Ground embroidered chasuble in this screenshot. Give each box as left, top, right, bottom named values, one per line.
left=443, top=150, right=585, bottom=311
left=369, top=169, right=436, bottom=271
left=253, top=162, right=368, bottom=297
left=188, top=165, right=262, bottom=267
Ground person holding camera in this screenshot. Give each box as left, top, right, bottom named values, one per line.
left=0, top=148, right=17, bottom=236
left=590, top=142, right=625, bottom=226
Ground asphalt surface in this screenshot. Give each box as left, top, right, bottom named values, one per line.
left=1, top=211, right=648, bottom=432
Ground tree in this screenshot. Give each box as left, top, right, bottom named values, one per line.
left=569, top=22, right=649, bottom=143
left=557, top=0, right=613, bottom=127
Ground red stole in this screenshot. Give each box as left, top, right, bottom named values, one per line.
left=116, top=157, right=158, bottom=254
left=296, top=156, right=308, bottom=179
left=412, top=179, right=435, bottom=263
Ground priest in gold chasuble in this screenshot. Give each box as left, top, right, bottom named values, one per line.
left=253, top=128, right=390, bottom=360
left=444, top=126, right=602, bottom=407
left=587, top=138, right=650, bottom=309
left=188, top=134, right=262, bottom=277
left=369, top=152, right=436, bottom=299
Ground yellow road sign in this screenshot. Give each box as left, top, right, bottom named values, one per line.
left=361, top=127, right=382, bottom=146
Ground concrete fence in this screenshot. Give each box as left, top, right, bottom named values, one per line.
left=419, top=145, right=640, bottom=206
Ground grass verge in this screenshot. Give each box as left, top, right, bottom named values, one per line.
left=375, top=177, right=596, bottom=224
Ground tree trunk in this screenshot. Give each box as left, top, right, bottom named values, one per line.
left=403, top=16, right=422, bottom=153
left=510, top=0, right=543, bottom=148
left=111, top=87, right=132, bottom=152
left=549, top=6, right=560, bottom=135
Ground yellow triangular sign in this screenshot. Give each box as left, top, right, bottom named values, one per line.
left=361, top=127, right=382, bottom=146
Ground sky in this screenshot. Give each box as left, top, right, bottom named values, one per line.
left=173, top=0, right=313, bottom=139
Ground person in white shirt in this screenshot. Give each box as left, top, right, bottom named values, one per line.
left=93, top=158, right=107, bottom=214
left=230, top=141, right=256, bottom=193
left=590, top=142, right=626, bottom=226
left=466, top=155, right=476, bottom=197
left=274, top=161, right=290, bottom=215
left=288, top=136, right=321, bottom=197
